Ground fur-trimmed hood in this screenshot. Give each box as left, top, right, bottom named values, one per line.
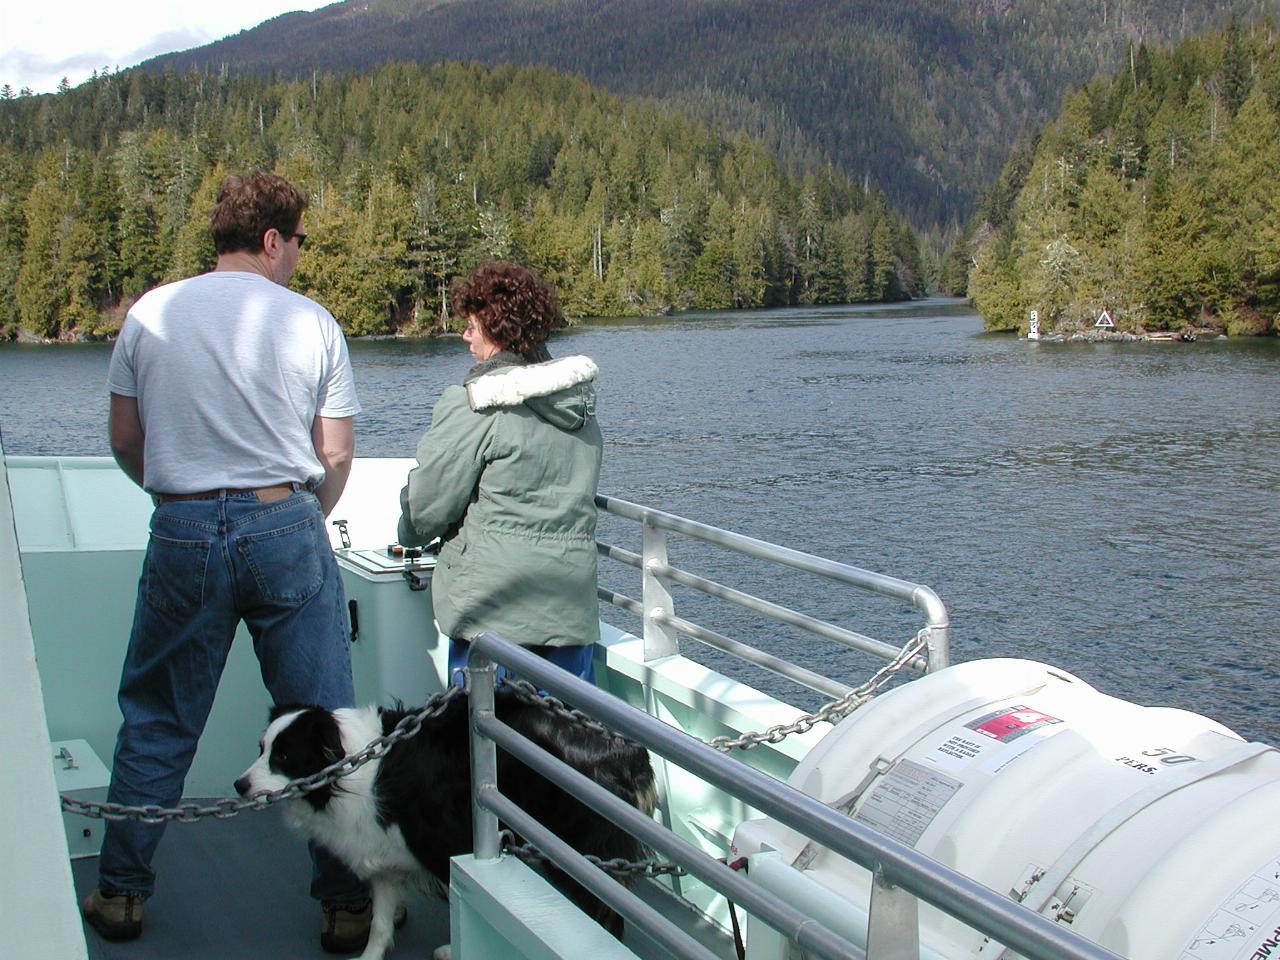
left=465, top=355, right=598, bottom=431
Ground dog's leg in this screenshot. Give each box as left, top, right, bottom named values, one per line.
left=356, top=876, right=401, bottom=960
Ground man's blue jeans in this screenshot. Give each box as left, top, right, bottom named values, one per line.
left=447, top=636, right=596, bottom=688
left=98, top=490, right=365, bottom=904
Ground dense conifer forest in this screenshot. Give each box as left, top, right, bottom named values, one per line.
left=963, top=18, right=1280, bottom=336
left=131, top=0, right=1280, bottom=232
left=0, top=62, right=923, bottom=340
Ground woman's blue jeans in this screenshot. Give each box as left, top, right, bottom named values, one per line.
left=98, top=490, right=365, bottom=904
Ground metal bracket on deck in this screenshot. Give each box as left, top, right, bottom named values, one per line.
left=867, top=866, right=920, bottom=960
left=402, top=547, right=430, bottom=591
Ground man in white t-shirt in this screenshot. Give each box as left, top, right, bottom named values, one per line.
left=84, top=171, right=377, bottom=954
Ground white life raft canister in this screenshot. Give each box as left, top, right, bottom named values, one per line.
left=731, top=658, right=1280, bottom=960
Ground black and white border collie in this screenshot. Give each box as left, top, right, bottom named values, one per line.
left=235, top=691, right=656, bottom=960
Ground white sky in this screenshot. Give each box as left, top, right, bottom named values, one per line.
left=0, top=1, right=337, bottom=95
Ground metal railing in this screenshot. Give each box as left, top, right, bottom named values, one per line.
left=466, top=633, right=1122, bottom=960
left=594, top=495, right=950, bottom=698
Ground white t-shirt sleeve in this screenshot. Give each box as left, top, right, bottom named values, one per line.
left=106, top=317, right=139, bottom=397
left=316, top=311, right=361, bottom=418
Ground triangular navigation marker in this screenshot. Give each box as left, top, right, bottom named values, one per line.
left=1095, top=309, right=1114, bottom=328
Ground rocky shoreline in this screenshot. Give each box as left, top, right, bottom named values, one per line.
left=1026, top=329, right=1219, bottom=343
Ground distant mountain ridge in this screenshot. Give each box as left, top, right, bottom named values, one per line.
left=143, top=0, right=1280, bottom=230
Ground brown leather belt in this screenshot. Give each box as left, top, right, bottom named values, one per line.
left=156, top=483, right=301, bottom=504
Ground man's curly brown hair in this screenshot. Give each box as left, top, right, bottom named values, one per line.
left=451, top=261, right=562, bottom=355
left=209, top=170, right=307, bottom=255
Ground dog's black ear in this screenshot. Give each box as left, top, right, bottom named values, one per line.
left=270, top=702, right=316, bottom=722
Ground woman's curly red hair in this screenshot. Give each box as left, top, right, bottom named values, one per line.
left=451, top=261, right=562, bottom=355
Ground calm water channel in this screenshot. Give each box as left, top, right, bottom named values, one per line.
left=2, top=298, right=1278, bottom=741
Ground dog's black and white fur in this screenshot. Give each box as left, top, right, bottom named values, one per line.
left=235, top=692, right=656, bottom=960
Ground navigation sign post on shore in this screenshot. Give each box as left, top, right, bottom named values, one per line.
left=1095, top=309, right=1114, bottom=329
left=1028, top=309, right=1040, bottom=341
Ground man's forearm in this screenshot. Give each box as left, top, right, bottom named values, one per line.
left=312, top=416, right=355, bottom=517
left=108, top=393, right=146, bottom=489
left=313, top=457, right=352, bottom=517
left=112, top=446, right=145, bottom=489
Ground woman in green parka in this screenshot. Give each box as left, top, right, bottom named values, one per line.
left=397, top=261, right=603, bottom=683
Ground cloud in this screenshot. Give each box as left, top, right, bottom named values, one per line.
left=0, top=2, right=334, bottom=95
left=0, top=27, right=215, bottom=94
left=0, top=49, right=114, bottom=90
left=125, top=27, right=219, bottom=65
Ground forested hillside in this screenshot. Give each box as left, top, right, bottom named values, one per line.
left=0, top=62, right=922, bottom=340
left=965, top=18, right=1280, bottom=336
left=132, top=0, right=1280, bottom=231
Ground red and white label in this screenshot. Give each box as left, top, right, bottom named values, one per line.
left=966, top=705, right=1062, bottom=743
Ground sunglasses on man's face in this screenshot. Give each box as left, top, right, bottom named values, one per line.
left=282, top=231, right=308, bottom=249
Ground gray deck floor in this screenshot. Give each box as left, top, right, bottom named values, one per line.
left=72, top=804, right=451, bottom=960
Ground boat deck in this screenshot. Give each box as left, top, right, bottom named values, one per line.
left=72, top=804, right=451, bottom=960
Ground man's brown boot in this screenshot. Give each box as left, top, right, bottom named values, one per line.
left=321, top=899, right=407, bottom=954
left=82, top=888, right=144, bottom=941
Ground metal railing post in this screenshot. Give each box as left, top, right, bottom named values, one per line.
left=642, top=518, right=679, bottom=660
left=867, top=866, right=921, bottom=959
left=467, top=651, right=501, bottom=861
left=597, top=495, right=950, bottom=682
left=913, top=585, right=950, bottom=672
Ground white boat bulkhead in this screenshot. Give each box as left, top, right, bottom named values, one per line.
left=733, top=657, right=1280, bottom=960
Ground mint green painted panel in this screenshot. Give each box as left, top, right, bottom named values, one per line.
left=450, top=855, right=640, bottom=960
left=594, top=624, right=829, bottom=939
left=6, top=456, right=151, bottom=551
left=24, top=549, right=151, bottom=779
left=24, top=543, right=441, bottom=798
left=23, top=547, right=277, bottom=797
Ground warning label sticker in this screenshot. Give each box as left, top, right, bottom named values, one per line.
left=966, top=705, right=1063, bottom=743
left=927, top=733, right=991, bottom=772
left=854, top=759, right=962, bottom=847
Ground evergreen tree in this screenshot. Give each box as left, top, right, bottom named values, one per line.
left=0, top=148, right=31, bottom=335
left=168, top=164, right=222, bottom=283
left=690, top=195, right=736, bottom=310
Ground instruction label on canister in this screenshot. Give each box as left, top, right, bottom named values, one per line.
left=1181, top=854, right=1280, bottom=959
left=854, top=759, right=962, bottom=847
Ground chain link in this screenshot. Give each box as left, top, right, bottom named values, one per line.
left=62, top=629, right=928, bottom=824
left=706, top=628, right=930, bottom=751
left=500, top=830, right=689, bottom=878
left=503, top=629, right=930, bottom=754
left=60, top=685, right=465, bottom=824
